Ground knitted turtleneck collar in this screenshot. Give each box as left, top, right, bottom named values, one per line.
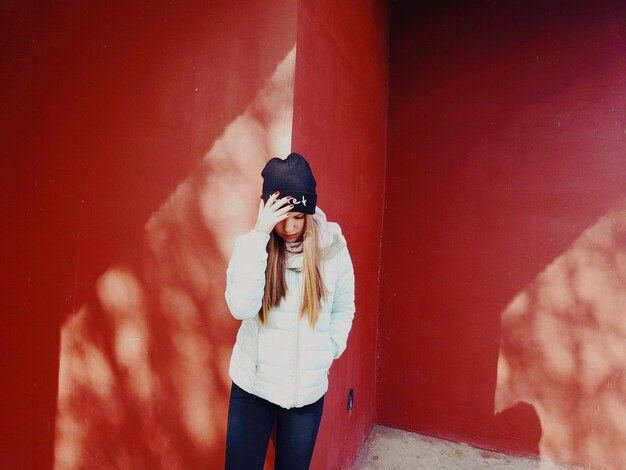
left=285, top=240, right=304, bottom=253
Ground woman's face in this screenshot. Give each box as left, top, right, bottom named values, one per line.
left=274, top=211, right=306, bottom=242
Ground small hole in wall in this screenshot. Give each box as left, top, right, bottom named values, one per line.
left=347, top=388, right=354, bottom=414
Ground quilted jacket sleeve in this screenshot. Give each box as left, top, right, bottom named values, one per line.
left=225, top=230, right=270, bottom=320
left=329, top=246, right=356, bottom=359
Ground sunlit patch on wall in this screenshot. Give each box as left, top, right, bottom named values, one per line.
left=54, top=44, right=297, bottom=469
left=97, top=266, right=156, bottom=401
left=198, top=46, right=296, bottom=260
left=55, top=305, right=119, bottom=470
left=496, top=197, right=626, bottom=469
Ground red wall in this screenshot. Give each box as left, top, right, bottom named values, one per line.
left=2, top=1, right=388, bottom=468
left=1, top=1, right=297, bottom=468
left=378, top=1, right=626, bottom=468
left=292, top=1, right=389, bottom=468
left=7, top=1, right=624, bottom=468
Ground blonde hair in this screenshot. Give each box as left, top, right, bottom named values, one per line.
left=260, top=214, right=326, bottom=327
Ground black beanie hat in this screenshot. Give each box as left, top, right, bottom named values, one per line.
left=261, top=152, right=317, bottom=214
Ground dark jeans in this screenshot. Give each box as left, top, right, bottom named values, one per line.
left=225, top=381, right=324, bottom=470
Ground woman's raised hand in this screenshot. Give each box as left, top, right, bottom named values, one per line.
left=254, top=192, right=293, bottom=234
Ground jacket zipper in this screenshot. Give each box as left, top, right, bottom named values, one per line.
left=294, top=271, right=302, bottom=407
left=255, top=321, right=261, bottom=376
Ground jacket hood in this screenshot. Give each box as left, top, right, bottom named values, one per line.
left=313, top=207, right=346, bottom=260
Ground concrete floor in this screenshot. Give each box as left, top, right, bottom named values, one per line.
left=352, top=425, right=583, bottom=470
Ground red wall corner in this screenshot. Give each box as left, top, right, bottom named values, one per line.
left=291, top=0, right=389, bottom=468
left=379, top=1, right=626, bottom=468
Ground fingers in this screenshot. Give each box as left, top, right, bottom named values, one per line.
left=272, top=199, right=295, bottom=215
left=274, top=203, right=294, bottom=217
left=267, top=191, right=280, bottom=204
left=254, top=192, right=293, bottom=234
left=269, top=194, right=288, bottom=209
left=264, top=192, right=292, bottom=212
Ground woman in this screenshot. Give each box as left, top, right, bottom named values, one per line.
left=224, top=153, right=356, bottom=470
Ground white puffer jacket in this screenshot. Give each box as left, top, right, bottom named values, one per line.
left=225, top=208, right=355, bottom=409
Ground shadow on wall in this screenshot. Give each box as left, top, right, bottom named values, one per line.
left=497, top=198, right=626, bottom=470
left=492, top=402, right=542, bottom=458
left=54, top=47, right=295, bottom=469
